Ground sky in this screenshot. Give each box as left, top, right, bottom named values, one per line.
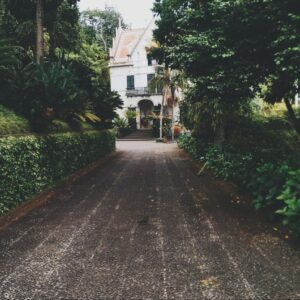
left=78, top=0, right=155, bottom=28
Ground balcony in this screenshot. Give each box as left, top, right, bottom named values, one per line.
left=126, top=87, right=163, bottom=97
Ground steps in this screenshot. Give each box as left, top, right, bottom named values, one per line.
left=118, top=129, right=155, bottom=141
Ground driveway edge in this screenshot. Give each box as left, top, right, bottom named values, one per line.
left=0, top=151, right=122, bottom=231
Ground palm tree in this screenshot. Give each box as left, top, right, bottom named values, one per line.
left=149, top=66, right=183, bottom=140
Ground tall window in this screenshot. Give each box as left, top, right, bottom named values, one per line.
left=127, top=75, right=135, bottom=90
left=147, top=74, right=155, bottom=87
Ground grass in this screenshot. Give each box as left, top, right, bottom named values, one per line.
left=0, top=105, right=31, bottom=136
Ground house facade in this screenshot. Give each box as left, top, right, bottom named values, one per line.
left=109, top=20, right=163, bottom=129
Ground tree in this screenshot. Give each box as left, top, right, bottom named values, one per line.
left=68, top=42, right=123, bottom=127
left=153, top=0, right=300, bottom=137
left=47, top=0, right=80, bottom=57
left=2, top=0, right=80, bottom=59
left=80, top=7, right=127, bottom=50
left=149, top=64, right=183, bottom=140
left=36, top=0, right=44, bottom=63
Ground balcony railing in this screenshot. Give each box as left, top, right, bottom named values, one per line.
left=126, top=87, right=163, bottom=97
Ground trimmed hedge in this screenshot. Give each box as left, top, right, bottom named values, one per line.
left=0, top=130, right=115, bottom=214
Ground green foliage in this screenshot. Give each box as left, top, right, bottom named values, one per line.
left=80, top=7, right=127, bottom=49
left=113, top=117, right=128, bottom=129
left=46, top=119, right=71, bottom=133
left=2, top=0, right=80, bottom=55
left=147, top=114, right=171, bottom=138
left=0, top=105, right=31, bottom=135
left=178, top=134, right=300, bottom=233
left=30, top=61, right=87, bottom=120
left=0, top=1, right=123, bottom=131
left=125, top=110, right=137, bottom=130
left=68, top=43, right=123, bottom=127
left=0, top=130, right=115, bottom=214
left=250, top=164, right=290, bottom=210
left=0, top=37, right=21, bottom=76
left=277, top=170, right=300, bottom=231
left=113, top=117, right=132, bottom=138
left=153, top=0, right=300, bottom=136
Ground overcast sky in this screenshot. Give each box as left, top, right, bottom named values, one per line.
left=78, top=0, right=155, bottom=28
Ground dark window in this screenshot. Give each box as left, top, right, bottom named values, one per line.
left=147, top=74, right=155, bottom=86
left=127, top=75, right=135, bottom=90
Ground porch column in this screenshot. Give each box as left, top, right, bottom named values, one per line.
left=136, top=107, right=141, bottom=129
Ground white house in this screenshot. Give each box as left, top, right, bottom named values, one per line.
left=109, top=20, right=164, bottom=129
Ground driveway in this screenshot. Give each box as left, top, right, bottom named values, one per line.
left=0, top=141, right=299, bottom=299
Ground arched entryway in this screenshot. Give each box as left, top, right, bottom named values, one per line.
left=138, top=99, right=154, bottom=129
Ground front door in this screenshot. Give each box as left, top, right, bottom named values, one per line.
left=139, top=100, right=154, bottom=129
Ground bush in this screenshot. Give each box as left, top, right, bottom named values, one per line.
left=113, top=117, right=132, bottom=137
left=0, top=105, right=31, bottom=135
left=46, top=119, right=71, bottom=133
left=250, top=163, right=290, bottom=210
left=178, top=134, right=300, bottom=233
left=0, top=130, right=115, bottom=214
left=125, top=110, right=137, bottom=130
left=148, top=115, right=172, bottom=138
left=26, top=61, right=88, bottom=126
left=277, top=170, right=300, bottom=231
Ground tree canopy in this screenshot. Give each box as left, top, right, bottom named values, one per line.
left=153, top=0, right=300, bottom=136
left=80, top=7, right=127, bottom=51
left=0, top=0, right=123, bottom=131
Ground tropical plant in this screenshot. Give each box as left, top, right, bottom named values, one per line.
left=148, top=62, right=183, bottom=140
left=16, top=60, right=87, bottom=129
left=125, top=110, right=137, bottom=130
left=113, top=117, right=128, bottom=129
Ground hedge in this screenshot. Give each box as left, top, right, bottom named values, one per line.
left=0, top=130, right=115, bottom=214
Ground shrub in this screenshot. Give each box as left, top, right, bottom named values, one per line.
left=148, top=115, right=172, bottom=138
left=177, top=134, right=300, bottom=233
left=277, top=169, right=300, bottom=232
left=0, top=105, right=31, bottom=135
left=46, top=119, right=71, bottom=133
left=27, top=61, right=88, bottom=124
left=250, top=163, right=290, bottom=210
left=125, top=110, right=137, bottom=130
left=113, top=117, right=132, bottom=137
left=0, top=130, right=115, bottom=214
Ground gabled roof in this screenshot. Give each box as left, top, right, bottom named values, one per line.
left=110, top=19, right=155, bottom=66
left=116, top=29, right=145, bottom=61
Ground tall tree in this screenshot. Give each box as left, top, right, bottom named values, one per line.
left=80, top=7, right=127, bottom=50
left=36, top=0, right=44, bottom=63
left=2, top=0, right=80, bottom=59
left=153, top=0, right=300, bottom=137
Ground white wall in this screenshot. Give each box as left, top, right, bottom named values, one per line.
left=110, top=21, right=163, bottom=128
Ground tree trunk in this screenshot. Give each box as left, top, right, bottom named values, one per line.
left=36, top=0, right=44, bottom=64
left=284, top=98, right=300, bottom=137
left=171, top=87, right=176, bottom=142
left=171, top=100, right=175, bottom=142
left=159, top=93, right=164, bottom=139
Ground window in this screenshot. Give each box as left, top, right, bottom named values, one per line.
left=147, top=74, right=155, bottom=86
left=127, top=75, right=135, bottom=90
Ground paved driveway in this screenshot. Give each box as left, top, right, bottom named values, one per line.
left=0, top=141, right=299, bottom=299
